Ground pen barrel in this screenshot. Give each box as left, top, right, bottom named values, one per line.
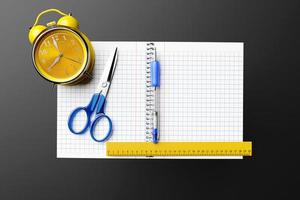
left=153, top=87, right=160, bottom=113
left=151, top=61, right=160, bottom=87
left=151, top=60, right=160, bottom=143
left=152, top=89, right=160, bottom=143
left=152, top=128, right=159, bottom=144
left=153, top=110, right=159, bottom=129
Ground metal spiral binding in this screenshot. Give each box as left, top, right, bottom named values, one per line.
left=145, top=43, right=155, bottom=142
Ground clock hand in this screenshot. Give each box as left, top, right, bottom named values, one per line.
left=61, top=55, right=81, bottom=64
left=52, top=37, right=60, bottom=53
left=47, top=54, right=62, bottom=71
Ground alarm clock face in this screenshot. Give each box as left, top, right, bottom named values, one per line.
left=32, top=27, right=89, bottom=83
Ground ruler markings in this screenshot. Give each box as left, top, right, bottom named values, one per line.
left=106, top=142, right=252, bottom=157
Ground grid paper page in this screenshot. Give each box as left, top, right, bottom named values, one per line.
left=57, top=42, right=146, bottom=158
left=156, top=42, right=243, bottom=143
left=57, top=42, right=243, bottom=159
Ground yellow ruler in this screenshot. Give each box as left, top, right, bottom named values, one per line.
left=106, top=142, right=252, bottom=157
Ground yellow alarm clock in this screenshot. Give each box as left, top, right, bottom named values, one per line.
left=28, top=9, right=95, bottom=85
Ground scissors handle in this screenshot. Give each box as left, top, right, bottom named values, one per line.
left=68, top=93, right=112, bottom=142
left=68, top=107, right=91, bottom=134
left=68, top=94, right=101, bottom=135
left=90, top=114, right=113, bottom=142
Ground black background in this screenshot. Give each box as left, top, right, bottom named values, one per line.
left=0, top=0, right=299, bottom=199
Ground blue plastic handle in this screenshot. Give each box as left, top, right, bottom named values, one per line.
left=68, top=93, right=100, bottom=134
left=68, top=93, right=113, bottom=142
left=68, top=94, right=99, bottom=135
left=90, top=114, right=113, bottom=142
left=68, top=106, right=91, bottom=134
left=151, top=61, right=160, bottom=87
left=96, top=94, right=106, bottom=114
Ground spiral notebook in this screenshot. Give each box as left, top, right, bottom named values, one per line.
left=57, top=41, right=243, bottom=158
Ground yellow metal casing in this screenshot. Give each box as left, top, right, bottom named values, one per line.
left=28, top=25, right=46, bottom=44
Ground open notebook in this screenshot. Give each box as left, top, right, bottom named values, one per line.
left=57, top=42, right=243, bottom=158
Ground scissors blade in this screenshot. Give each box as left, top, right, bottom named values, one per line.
left=96, top=47, right=118, bottom=93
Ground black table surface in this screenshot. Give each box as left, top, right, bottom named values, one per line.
left=0, top=0, right=299, bottom=199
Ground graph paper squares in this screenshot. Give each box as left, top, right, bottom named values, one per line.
left=57, top=42, right=243, bottom=158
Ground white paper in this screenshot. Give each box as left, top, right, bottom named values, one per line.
left=57, top=42, right=243, bottom=159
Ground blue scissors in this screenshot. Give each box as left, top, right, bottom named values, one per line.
left=68, top=48, right=118, bottom=142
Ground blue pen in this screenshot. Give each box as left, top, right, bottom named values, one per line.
left=150, top=48, right=160, bottom=143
